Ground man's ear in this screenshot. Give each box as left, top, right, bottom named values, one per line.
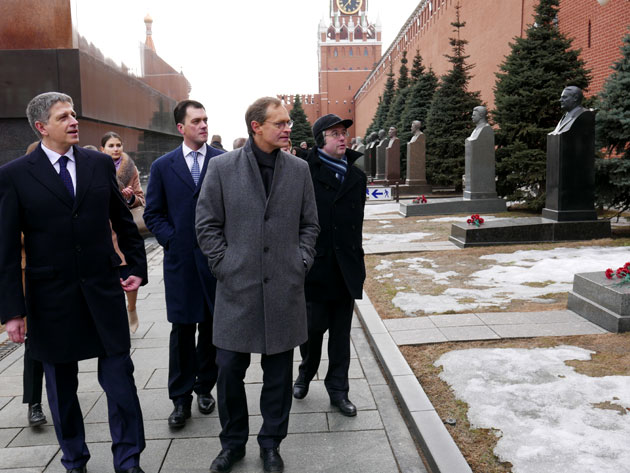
left=34, top=121, right=48, bottom=136
left=251, top=121, right=262, bottom=135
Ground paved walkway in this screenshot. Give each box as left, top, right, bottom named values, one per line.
left=0, top=217, right=613, bottom=473
left=0, top=246, right=427, bottom=473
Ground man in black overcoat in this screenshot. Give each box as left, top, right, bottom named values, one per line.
left=293, top=114, right=367, bottom=417
left=0, top=92, right=147, bottom=473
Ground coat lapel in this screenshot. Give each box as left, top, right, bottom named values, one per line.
left=73, top=146, right=95, bottom=210
left=27, top=146, right=74, bottom=208
left=170, top=147, right=196, bottom=192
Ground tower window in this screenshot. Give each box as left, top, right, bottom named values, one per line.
left=588, top=20, right=591, bottom=48
left=364, top=47, right=368, bottom=56
left=349, top=49, right=353, bottom=57
left=334, top=48, right=338, bottom=57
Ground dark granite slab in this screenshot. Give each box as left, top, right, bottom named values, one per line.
left=449, top=217, right=611, bottom=248
left=400, top=197, right=507, bottom=217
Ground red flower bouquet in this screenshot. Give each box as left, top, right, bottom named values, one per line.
left=412, top=195, right=427, bottom=204
left=605, top=262, right=630, bottom=285
left=467, top=214, right=484, bottom=227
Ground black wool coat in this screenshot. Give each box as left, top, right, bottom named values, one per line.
left=0, top=145, right=147, bottom=363
left=305, top=146, right=367, bottom=301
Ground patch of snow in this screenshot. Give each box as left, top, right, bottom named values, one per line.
left=436, top=346, right=630, bottom=473
left=381, top=246, right=629, bottom=315
left=380, top=224, right=394, bottom=229
left=363, top=232, right=432, bottom=244
left=378, top=220, right=392, bottom=224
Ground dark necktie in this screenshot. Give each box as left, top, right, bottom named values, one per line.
left=58, top=156, right=75, bottom=198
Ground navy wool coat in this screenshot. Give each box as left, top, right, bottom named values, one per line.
left=143, top=144, right=224, bottom=324
left=0, top=145, right=147, bottom=363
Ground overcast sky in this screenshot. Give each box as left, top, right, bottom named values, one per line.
left=75, top=0, right=420, bottom=147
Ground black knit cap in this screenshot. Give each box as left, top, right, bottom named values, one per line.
left=312, top=114, right=353, bottom=147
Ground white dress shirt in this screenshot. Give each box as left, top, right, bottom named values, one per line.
left=41, top=142, right=77, bottom=193
left=182, top=143, right=207, bottom=173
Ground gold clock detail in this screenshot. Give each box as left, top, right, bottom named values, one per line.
left=336, top=0, right=362, bottom=15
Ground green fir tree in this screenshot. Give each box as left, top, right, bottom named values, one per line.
left=424, top=4, right=481, bottom=189
left=595, top=29, right=630, bottom=216
left=493, top=0, right=590, bottom=209
left=366, top=65, right=396, bottom=136
left=288, top=95, right=314, bottom=147
left=399, top=50, right=438, bottom=159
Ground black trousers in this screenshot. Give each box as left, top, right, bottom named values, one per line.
left=216, top=348, right=293, bottom=449
left=298, top=291, right=354, bottom=401
left=43, top=352, right=145, bottom=471
left=23, top=338, right=44, bottom=404
left=168, top=315, right=217, bottom=406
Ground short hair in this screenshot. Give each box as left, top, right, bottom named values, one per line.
left=26, top=92, right=74, bottom=138
left=173, top=100, right=205, bottom=126
left=211, top=134, right=222, bottom=143
left=83, top=145, right=98, bottom=151
left=245, top=97, right=282, bottom=136
left=100, top=131, right=122, bottom=148
left=232, top=137, right=247, bottom=149
left=564, top=86, right=584, bottom=104
left=473, top=106, right=487, bottom=119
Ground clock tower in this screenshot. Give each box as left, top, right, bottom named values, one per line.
left=317, top=0, right=381, bottom=136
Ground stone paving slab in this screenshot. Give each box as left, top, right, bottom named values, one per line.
left=364, top=241, right=459, bottom=255
left=0, top=245, right=427, bottom=473
left=383, top=310, right=605, bottom=346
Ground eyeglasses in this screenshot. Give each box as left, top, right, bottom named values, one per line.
left=264, top=119, right=294, bottom=130
left=324, top=130, right=349, bottom=139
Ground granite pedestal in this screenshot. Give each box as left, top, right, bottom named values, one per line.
left=568, top=272, right=630, bottom=333
left=400, top=196, right=507, bottom=217
left=448, top=217, right=611, bottom=248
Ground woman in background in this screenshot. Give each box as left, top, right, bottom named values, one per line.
left=100, top=132, right=145, bottom=333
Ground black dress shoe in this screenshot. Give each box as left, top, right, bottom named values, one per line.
left=197, top=393, right=216, bottom=414
left=28, top=403, right=47, bottom=426
left=209, top=447, right=246, bottom=473
left=168, top=403, right=191, bottom=428
left=331, top=397, right=357, bottom=417
left=66, top=467, right=87, bottom=473
left=260, top=447, right=284, bottom=473
left=115, top=467, right=145, bottom=473
left=292, top=375, right=309, bottom=400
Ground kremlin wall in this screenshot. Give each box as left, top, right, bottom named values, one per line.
left=286, top=0, right=630, bottom=139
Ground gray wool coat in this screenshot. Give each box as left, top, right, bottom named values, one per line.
left=195, top=139, right=320, bottom=355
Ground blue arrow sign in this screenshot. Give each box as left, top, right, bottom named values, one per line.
left=371, top=189, right=383, bottom=198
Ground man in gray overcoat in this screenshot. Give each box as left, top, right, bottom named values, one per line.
left=196, top=96, right=319, bottom=473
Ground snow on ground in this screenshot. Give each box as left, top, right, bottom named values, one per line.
left=436, top=346, right=630, bottom=473
left=384, top=246, right=630, bottom=315
left=364, top=203, right=401, bottom=218
left=363, top=232, right=433, bottom=244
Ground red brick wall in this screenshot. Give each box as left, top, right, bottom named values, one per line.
left=354, top=0, right=630, bottom=137
left=558, top=0, right=630, bottom=95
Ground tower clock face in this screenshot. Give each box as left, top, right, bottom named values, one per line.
left=336, top=0, right=362, bottom=15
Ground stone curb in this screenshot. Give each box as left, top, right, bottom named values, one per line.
left=355, top=292, right=473, bottom=473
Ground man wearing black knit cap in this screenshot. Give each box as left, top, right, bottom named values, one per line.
left=293, top=114, right=367, bottom=417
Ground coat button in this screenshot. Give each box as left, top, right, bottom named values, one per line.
left=73, top=212, right=79, bottom=218
left=264, top=247, right=269, bottom=253
left=264, top=215, right=269, bottom=221
left=75, top=245, right=81, bottom=252
left=263, top=277, right=269, bottom=283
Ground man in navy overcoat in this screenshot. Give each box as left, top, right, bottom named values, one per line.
left=143, top=100, right=223, bottom=427
left=0, top=92, right=147, bottom=473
